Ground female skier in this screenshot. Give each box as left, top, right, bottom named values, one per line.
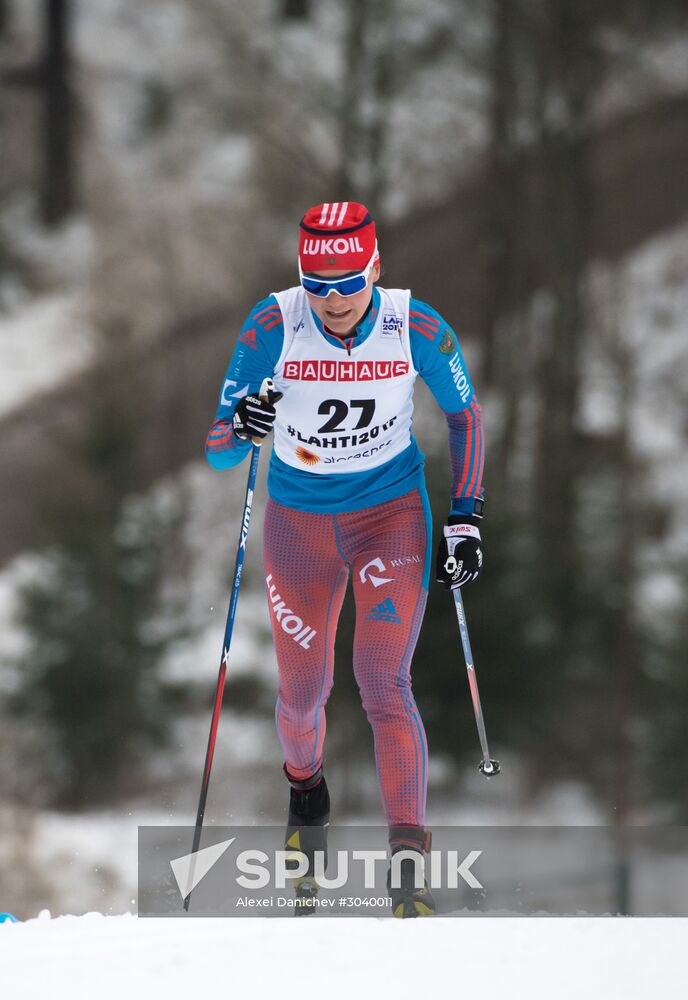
left=205, top=202, right=484, bottom=917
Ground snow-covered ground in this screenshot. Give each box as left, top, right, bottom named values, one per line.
left=2, top=913, right=685, bottom=1000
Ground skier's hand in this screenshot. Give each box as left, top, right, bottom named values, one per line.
left=232, top=381, right=283, bottom=442
left=435, top=517, right=483, bottom=590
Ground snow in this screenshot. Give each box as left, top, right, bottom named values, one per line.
left=0, top=557, right=34, bottom=684
left=0, top=293, right=93, bottom=419
left=596, top=28, right=688, bottom=124
left=582, top=220, right=688, bottom=625
left=1, top=912, right=685, bottom=999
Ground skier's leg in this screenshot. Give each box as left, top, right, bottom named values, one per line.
left=343, top=487, right=436, bottom=917
left=263, top=499, right=348, bottom=781
left=343, top=487, right=432, bottom=828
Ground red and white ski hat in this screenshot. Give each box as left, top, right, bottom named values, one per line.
left=299, top=201, right=378, bottom=272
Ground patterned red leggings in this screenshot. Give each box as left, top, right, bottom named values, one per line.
left=263, top=488, right=431, bottom=827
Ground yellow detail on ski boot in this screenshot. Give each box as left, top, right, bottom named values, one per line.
left=393, top=895, right=436, bottom=919
left=285, top=831, right=309, bottom=872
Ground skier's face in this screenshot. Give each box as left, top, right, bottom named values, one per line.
left=305, top=263, right=380, bottom=335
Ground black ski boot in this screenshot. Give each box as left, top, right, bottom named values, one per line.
left=387, top=825, right=436, bottom=918
left=283, top=765, right=330, bottom=917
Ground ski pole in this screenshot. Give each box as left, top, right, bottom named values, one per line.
left=184, top=378, right=276, bottom=911
left=452, top=588, right=500, bottom=778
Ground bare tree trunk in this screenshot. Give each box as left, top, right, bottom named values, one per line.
left=366, top=0, right=396, bottom=210
left=282, top=0, right=309, bottom=19
left=337, top=0, right=369, bottom=194
left=481, top=0, right=519, bottom=390
left=0, top=0, right=10, bottom=38
left=607, top=282, right=639, bottom=912
left=532, top=0, right=596, bottom=631
left=41, top=0, right=75, bottom=225
left=338, top=0, right=398, bottom=210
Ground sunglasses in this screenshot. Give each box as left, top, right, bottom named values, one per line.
left=299, top=246, right=378, bottom=298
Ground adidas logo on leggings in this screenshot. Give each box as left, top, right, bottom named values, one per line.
left=266, top=574, right=318, bottom=649
left=366, top=598, right=401, bottom=624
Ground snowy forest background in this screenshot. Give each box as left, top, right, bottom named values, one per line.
left=0, top=0, right=687, bottom=919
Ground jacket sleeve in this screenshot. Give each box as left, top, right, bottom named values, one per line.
left=205, top=296, right=285, bottom=470
left=409, top=298, right=485, bottom=517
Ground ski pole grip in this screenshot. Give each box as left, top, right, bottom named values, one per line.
left=250, top=377, right=280, bottom=447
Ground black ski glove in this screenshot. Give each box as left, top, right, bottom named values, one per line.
left=232, top=381, right=283, bottom=442
left=435, top=516, right=483, bottom=590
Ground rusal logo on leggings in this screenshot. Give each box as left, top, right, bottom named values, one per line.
left=266, top=574, right=317, bottom=649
